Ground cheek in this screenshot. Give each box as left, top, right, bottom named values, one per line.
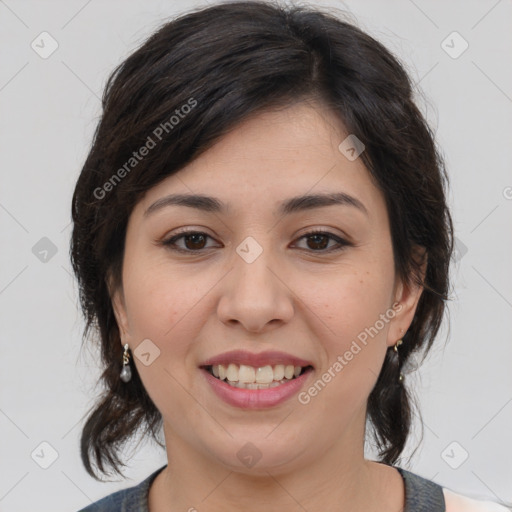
left=122, top=256, right=204, bottom=336
left=295, top=270, right=394, bottom=419
left=301, top=258, right=395, bottom=367
left=122, top=264, right=206, bottom=399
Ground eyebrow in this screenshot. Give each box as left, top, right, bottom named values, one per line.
left=144, top=192, right=368, bottom=218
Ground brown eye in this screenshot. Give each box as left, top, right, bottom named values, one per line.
left=293, top=230, right=350, bottom=253
left=183, top=233, right=207, bottom=250
left=306, top=233, right=330, bottom=250
left=162, top=231, right=219, bottom=252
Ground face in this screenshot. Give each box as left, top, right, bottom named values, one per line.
left=112, top=102, right=423, bottom=475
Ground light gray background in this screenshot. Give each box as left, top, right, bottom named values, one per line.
left=1, top=1, right=511, bottom=511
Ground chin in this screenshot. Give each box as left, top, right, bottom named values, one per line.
left=200, top=433, right=311, bottom=476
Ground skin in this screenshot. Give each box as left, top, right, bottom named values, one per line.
left=111, top=101, right=425, bottom=512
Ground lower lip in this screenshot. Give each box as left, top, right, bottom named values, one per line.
left=201, top=368, right=313, bottom=409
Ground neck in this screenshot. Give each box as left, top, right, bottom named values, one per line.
left=148, top=409, right=403, bottom=512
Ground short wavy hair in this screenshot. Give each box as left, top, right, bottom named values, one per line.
left=71, top=0, right=453, bottom=480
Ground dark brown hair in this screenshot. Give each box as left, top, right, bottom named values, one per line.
left=71, top=0, right=453, bottom=480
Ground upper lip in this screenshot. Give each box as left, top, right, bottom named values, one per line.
left=200, top=350, right=313, bottom=368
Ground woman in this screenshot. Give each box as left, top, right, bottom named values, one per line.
left=70, top=2, right=509, bottom=511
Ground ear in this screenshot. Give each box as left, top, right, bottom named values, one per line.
left=107, top=273, right=132, bottom=347
left=386, top=246, right=427, bottom=347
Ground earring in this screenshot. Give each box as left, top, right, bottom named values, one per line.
left=393, top=338, right=404, bottom=382
left=120, top=343, right=132, bottom=383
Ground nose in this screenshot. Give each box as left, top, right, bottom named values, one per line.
left=216, top=247, right=294, bottom=333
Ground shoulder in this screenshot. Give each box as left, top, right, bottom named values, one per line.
left=395, top=466, right=446, bottom=511
left=77, top=482, right=145, bottom=512
left=394, top=466, right=510, bottom=512
left=76, top=465, right=167, bottom=512
left=443, top=488, right=511, bottom=512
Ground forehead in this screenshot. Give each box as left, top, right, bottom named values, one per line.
left=136, top=103, right=385, bottom=220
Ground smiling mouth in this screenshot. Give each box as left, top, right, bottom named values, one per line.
left=202, top=363, right=314, bottom=389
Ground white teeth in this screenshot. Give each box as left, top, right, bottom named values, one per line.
left=284, top=365, right=294, bottom=379
left=239, top=364, right=256, bottom=383
left=208, top=363, right=307, bottom=385
left=255, top=365, right=273, bottom=384
left=273, top=364, right=285, bottom=380
left=226, top=379, right=288, bottom=390
left=226, top=363, right=239, bottom=382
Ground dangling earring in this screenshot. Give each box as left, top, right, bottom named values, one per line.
left=120, top=343, right=132, bottom=382
left=393, top=338, right=404, bottom=382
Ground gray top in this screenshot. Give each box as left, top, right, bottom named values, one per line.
left=77, top=464, right=445, bottom=512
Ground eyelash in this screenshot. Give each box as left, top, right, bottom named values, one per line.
left=160, top=229, right=351, bottom=254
